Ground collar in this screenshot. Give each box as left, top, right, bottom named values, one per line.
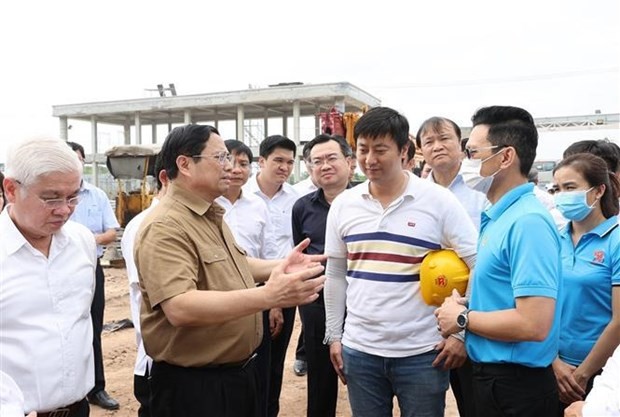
left=0, top=207, right=69, bottom=256
left=79, top=180, right=95, bottom=193
left=310, top=184, right=352, bottom=204
left=360, top=171, right=417, bottom=200
left=427, top=171, right=464, bottom=189
left=485, top=182, right=534, bottom=220
left=166, top=182, right=213, bottom=217
left=560, top=215, right=619, bottom=240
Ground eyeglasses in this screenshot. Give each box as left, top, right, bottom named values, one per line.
left=39, top=195, right=81, bottom=210
left=14, top=180, right=80, bottom=209
left=309, top=154, right=344, bottom=169
left=464, top=145, right=503, bottom=160
left=192, top=151, right=233, bottom=166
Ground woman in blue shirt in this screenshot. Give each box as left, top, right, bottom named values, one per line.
left=552, top=153, right=620, bottom=415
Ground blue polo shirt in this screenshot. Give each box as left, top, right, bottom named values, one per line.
left=70, top=181, right=119, bottom=257
left=466, top=183, right=562, bottom=367
left=558, top=216, right=620, bottom=366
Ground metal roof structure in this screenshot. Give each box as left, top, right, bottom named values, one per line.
left=53, top=82, right=381, bottom=183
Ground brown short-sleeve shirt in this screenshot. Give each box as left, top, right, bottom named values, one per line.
left=135, top=183, right=262, bottom=367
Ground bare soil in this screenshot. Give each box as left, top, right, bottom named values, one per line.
left=92, top=267, right=459, bottom=417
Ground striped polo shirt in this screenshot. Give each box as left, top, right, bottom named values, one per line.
left=325, top=171, right=477, bottom=357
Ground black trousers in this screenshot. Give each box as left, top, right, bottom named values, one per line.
left=472, top=362, right=558, bottom=417
left=89, top=259, right=106, bottom=395
left=149, top=360, right=260, bottom=417
left=295, top=329, right=306, bottom=361
left=450, top=358, right=475, bottom=417
left=135, top=367, right=151, bottom=417
left=268, top=306, right=295, bottom=417
left=299, top=302, right=338, bottom=417
left=254, top=310, right=272, bottom=417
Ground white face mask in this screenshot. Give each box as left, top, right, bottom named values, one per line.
left=460, top=150, right=504, bottom=194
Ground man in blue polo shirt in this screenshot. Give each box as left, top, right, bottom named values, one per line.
left=436, top=106, right=561, bottom=417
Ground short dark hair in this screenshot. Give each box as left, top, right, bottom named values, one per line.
left=406, top=138, right=416, bottom=163
left=471, top=106, right=537, bottom=177
left=160, top=124, right=220, bottom=180
left=225, top=139, right=253, bottom=162
left=303, top=134, right=352, bottom=160
left=354, top=107, right=410, bottom=151
left=563, top=139, right=620, bottom=173
left=66, top=141, right=85, bottom=160
left=414, top=117, right=461, bottom=149
left=259, top=135, right=296, bottom=158
left=554, top=152, right=620, bottom=218
left=153, top=152, right=164, bottom=190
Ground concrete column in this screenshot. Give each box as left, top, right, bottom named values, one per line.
left=292, top=100, right=301, bottom=181
left=213, top=109, right=219, bottom=130
left=152, top=124, right=157, bottom=144
left=314, top=104, right=321, bottom=136
left=90, top=116, right=99, bottom=186
left=237, top=105, right=245, bottom=141
left=59, top=117, right=69, bottom=140
left=282, top=112, right=288, bottom=137
left=184, top=110, right=192, bottom=125
left=334, top=97, right=345, bottom=113
left=124, top=117, right=131, bottom=145
left=135, top=112, right=142, bottom=145
left=263, top=109, right=269, bottom=138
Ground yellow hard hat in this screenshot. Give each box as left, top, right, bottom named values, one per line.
left=419, top=249, right=470, bottom=306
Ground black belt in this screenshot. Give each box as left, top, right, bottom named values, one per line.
left=199, top=353, right=257, bottom=370
left=472, top=361, right=551, bottom=377
left=157, top=353, right=257, bottom=372
left=36, top=399, right=84, bottom=417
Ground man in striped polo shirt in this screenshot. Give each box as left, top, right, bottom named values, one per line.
left=324, top=107, right=478, bottom=417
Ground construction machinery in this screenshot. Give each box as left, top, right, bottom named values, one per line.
left=105, top=144, right=160, bottom=227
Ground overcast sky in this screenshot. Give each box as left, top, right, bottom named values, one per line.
left=0, top=0, right=618, bottom=162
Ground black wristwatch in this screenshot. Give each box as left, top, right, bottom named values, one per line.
left=456, top=308, right=470, bottom=330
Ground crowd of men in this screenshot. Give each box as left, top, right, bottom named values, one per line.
left=1, top=105, right=619, bottom=417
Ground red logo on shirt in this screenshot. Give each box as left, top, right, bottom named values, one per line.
left=407, top=221, right=416, bottom=227
left=593, top=250, right=605, bottom=263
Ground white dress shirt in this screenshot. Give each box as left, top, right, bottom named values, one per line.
left=215, top=190, right=269, bottom=258
left=243, top=174, right=299, bottom=259
left=0, top=208, right=96, bottom=413
left=120, top=199, right=158, bottom=376
left=0, top=371, right=26, bottom=417
left=583, top=346, right=620, bottom=417
left=293, top=177, right=318, bottom=197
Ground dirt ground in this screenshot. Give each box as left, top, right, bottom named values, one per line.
left=92, top=266, right=459, bottom=417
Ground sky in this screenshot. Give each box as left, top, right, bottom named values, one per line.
left=0, top=0, right=618, bottom=163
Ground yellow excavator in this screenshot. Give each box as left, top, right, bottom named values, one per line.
left=105, top=144, right=160, bottom=227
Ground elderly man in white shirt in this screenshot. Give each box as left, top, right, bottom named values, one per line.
left=0, top=137, right=96, bottom=417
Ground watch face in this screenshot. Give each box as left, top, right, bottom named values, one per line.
left=457, top=311, right=468, bottom=328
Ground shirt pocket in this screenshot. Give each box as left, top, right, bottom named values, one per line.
left=198, top=246, right=233, bottom=291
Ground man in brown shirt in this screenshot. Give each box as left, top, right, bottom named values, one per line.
left=135, top=124, right=326, bottom=417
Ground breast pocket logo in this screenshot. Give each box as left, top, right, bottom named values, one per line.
left=593, top=250, right=605, bottom=263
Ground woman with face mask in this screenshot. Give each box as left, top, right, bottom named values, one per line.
left=551, top=152, right=620, bottom=416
